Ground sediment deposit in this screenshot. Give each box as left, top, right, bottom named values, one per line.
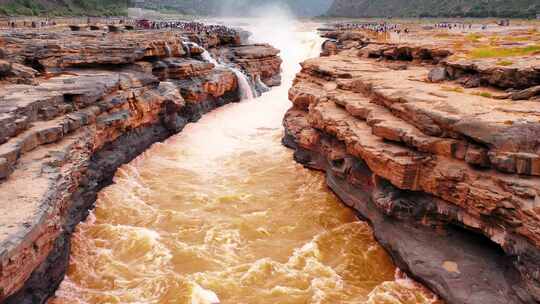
left=284, top=26, right=540, bottom=304
left=0, top=25, right=281, bottom=303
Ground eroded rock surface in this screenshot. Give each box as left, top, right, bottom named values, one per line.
left=284, top=29, right=540, bottom=304
left=0, top=27, right=281, bottom=303
left=443, top=56, right=540, bottom=90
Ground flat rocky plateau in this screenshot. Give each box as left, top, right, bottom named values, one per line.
left=0, top=24, right=281, bottom=303
left=285, top=24, right=540, bottom=304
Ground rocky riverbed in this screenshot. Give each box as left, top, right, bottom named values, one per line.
left=284, top=25, right=540, bottom=304
left=0, top=24, right=281, bottom=303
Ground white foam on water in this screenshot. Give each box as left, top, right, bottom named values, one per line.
left=230, top=67, right=256, bottom=100
left=191, top=284, right=220, bottom=304
left=200, top=48, right=219, bottom=66
left=256, top=75, right=270, bottom=91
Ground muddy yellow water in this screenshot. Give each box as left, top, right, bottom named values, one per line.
left=50, top=19, right=439, bottom=304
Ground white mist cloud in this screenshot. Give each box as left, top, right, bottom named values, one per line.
left=238, top=4, right=324, bottom=85
left=215, top=0, right=332, bottom=17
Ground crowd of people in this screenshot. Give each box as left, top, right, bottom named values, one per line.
left=434, top=21, right=508, bottom=31
left=333, top=20, right=508, bottom=39
left=435, top=22, right=473, bottom=30
left=0, top=16, right=241, bottom=39
left=335, top=22, right=410, bottom=35
left=137, top=20, right=238, bottom=36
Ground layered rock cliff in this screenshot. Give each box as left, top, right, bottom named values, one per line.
left=284, top=29, right=540, bottom=304
left=0, top=25, right=281, bottom=303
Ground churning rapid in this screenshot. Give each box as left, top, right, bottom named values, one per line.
left=50, top=12, right=439, bottom=304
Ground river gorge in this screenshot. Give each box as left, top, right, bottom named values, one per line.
left=47, top=20, right=437, bottom=304
left=1, top=11, right=539, bottom=304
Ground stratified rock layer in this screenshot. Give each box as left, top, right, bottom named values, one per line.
left=284, top=30, right=540, bottom=304
left=0, top=28, right=281, bottom=303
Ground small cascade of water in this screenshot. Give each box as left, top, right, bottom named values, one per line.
left=255, top=75, right=270, bottom=94
left=230, top=67, right=256, bottom=100
left=181, top=38, right=192, bottom=57
left=164, top=42, right=172, bottom=57
left=186, top=41, right=255, bottom=101
left=200, top=49, right=219, bottom=66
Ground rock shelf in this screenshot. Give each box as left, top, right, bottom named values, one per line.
left=284, top=26, right=540, bottom=304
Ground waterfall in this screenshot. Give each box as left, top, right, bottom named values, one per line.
left=164, top=42, right=172, bottom=57
left=200, top=49, right=219, bottom=66
left=230, top=67, right=256, bottom=100
left=255, top=75, right=270, bottom=93
left=187, top=42, right=255, bottom=101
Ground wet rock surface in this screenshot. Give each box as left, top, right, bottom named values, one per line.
left=0, top=27, right=281, bottom=303
left=284, top=28, right=540, bottom=304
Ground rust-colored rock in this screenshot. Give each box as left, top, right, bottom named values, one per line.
left=284, top=30, right=540, bottom=304
left=444, top=56, right=540, bottom=90
left=212, top=44, right=282, bottom=86
left=0, top=27, right=281, bottom=303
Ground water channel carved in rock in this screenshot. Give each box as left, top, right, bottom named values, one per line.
left=0, top=12, right=539, bottom=304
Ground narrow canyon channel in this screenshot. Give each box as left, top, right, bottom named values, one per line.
left=50, top=18, right=438, bottom=304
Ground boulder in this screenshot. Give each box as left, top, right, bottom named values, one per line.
left=427, top=67, right=447, bottom=82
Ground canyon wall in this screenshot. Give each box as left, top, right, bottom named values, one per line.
left=0, top=26, right=280, bottom=303
left=284, top=29, right=540, bottom=304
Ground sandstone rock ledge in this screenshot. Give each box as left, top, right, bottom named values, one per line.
left=0, top=28, right=281, bottom=303
left=284, top=36, right=540, bottom=303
